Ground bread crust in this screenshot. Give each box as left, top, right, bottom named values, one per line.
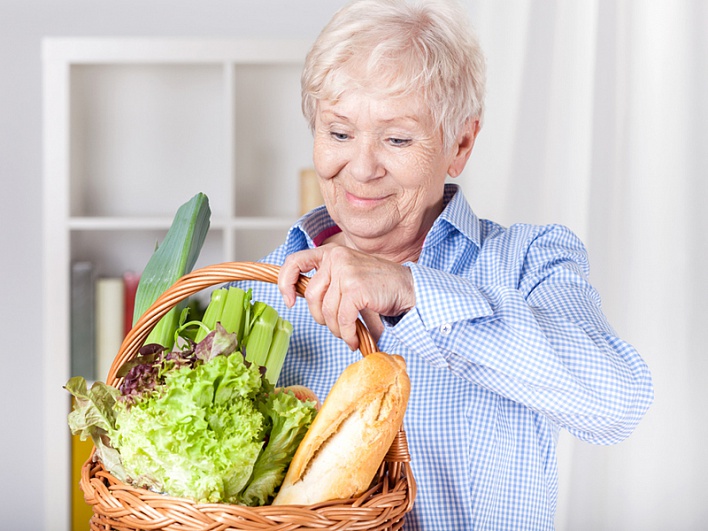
left=272, top=351, right=410, bottom=505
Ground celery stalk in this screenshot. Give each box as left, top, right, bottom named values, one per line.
left=244, top=302, right=278, bottom=368
left=194, top=286, right=250, bottom=344
left=264, top=318, right=293, bottom=384
left=220, top=287, right=250, bottom=342
left=132, top=193, right=211, bottom=349
left=194, top=288, right=227, bottom=343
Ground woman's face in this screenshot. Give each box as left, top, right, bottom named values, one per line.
left=313, top=90, right=475, bottom=260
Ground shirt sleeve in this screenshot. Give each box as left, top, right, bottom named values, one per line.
left=385, top=224, right=654, bottom=445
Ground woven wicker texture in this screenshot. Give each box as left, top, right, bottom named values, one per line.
left=80, top=261, right=416, bottom=530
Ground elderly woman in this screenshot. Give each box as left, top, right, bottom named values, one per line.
left=246, top=0, right=653, bottom=528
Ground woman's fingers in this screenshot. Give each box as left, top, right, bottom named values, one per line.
left=278, top=248, right=323, bottom=307
left=277, top=244, right=415, bottom=351
left=304, top=262, right=331, bottom=327
left=337, top=290, right=363, bottom=350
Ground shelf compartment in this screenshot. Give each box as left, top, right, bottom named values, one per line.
left=69, top=63, right=229, bottom=219
left=232, top=64, right=313, bottom=218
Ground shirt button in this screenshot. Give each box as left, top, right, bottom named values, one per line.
left=440, top=323, right=452, bottom=336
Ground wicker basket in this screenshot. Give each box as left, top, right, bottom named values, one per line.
left=81, top=261, right=416, bottom=531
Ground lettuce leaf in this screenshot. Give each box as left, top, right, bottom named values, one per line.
left=66, top=323, right=317, bottom=505
left=65, top=377, right=127, bottom=481
left=238, top=390, right=317, bottom=506
left=110, top=353, right=265, bottom=502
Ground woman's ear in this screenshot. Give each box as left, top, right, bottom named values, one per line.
left=448, top=119, right=481, bottom=178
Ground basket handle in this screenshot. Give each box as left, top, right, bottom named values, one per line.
left=106, top=261, right=380, bottom=386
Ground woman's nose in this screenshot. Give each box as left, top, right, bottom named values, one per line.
left=348, top=138, right=384, bottom=182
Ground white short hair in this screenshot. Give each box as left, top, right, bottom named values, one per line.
left=302, top=0, right=486, bottom=148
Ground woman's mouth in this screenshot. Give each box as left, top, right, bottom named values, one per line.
left=345, top=191, right=387, bottom=208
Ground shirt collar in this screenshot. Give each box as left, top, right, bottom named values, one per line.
left=426, top=183, right=482, bottom=251
left=283, top=205, right=333, bottom=254
left=283, top=183, right=482, bottom=254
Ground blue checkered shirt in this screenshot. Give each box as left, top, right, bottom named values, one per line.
left=239, top=184, right=653, bottom=530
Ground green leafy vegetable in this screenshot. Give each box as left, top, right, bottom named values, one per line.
left=110, top=351, right=266, bottom=501
left=239, top=389, right=316, bottom=506
left=64, top=377, right=126, bottom=481
left=66, top=325, right=316, bottom=505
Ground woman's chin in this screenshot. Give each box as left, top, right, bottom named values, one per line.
left=339, top=219, right=398, bottom=245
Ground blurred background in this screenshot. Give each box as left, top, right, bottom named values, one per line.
left=1, top=1, right=706, bottom=530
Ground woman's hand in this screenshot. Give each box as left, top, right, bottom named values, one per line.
left=278, top=244, right=415, bottom=350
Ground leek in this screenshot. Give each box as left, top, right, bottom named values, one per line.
left=132, top=193, right=211, bottom=349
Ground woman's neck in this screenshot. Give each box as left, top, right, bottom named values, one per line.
left=324, top=227, right=425, bottom=264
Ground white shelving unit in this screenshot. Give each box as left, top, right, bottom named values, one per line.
left=42, top=38, right=313, bottom=531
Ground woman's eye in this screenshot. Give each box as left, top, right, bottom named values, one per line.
left=330, top=131, right=349, bottom=141
left=388, top=137, right=412, bottom=147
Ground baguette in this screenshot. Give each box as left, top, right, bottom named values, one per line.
left=272, top=351, right=410, bottom=505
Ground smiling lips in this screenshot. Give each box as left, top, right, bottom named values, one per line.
left=345, top=190, right=388, bottom=207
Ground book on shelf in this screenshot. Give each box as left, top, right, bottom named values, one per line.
left=69, top=265, right=140, bottom=383
left=70, top=261, right=96, bottom=381
left=122, top=270, right=140, bottom=335
left=95, top=277, right=125, bottom=382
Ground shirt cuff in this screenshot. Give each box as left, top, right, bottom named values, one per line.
left=406, top=262, right=493, bottom=329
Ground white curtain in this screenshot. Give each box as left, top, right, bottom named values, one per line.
left=458, top=0, right=708, bottom=529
